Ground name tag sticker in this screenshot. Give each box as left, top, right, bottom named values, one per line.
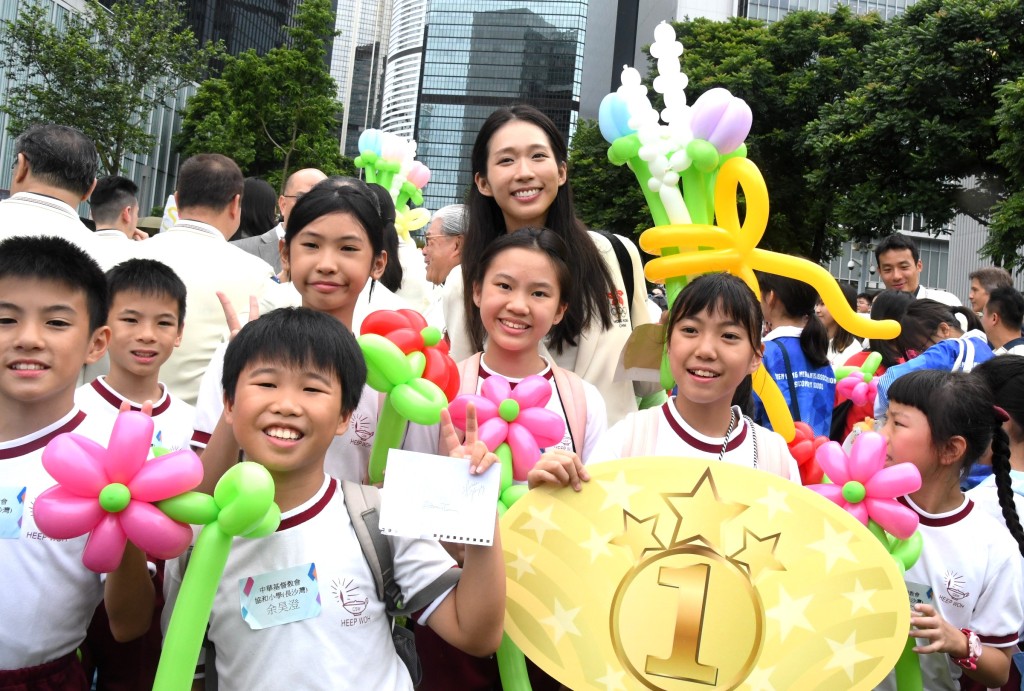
left=0, top=486, right=26, bottom=539
left=240, top=562, right=321, bottom=630
left=906, top=580, right=934, bottom=612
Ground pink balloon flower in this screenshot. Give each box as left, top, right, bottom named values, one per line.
left=836, top=371, right=878, bottom=407
left=690, top=87, right=753, bottom=155
left=406, top=161, right=431, bottom=190
left=808, top=432, right=921, bottom=539
left=448, top=375, right=566, bottom=481
left=34, top=411, right=203, bottom=573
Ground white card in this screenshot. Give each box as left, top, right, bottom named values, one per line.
left=379, top=449, right=501, bottom=545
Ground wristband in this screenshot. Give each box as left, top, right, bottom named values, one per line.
left=950, top=628, right=981, bottom=671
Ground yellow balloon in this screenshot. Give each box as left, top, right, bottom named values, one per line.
left=501, top=458, right=910, bottom=690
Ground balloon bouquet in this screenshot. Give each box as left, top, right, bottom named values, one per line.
left=32, top=411, right=280, bottom=691
left=599, top=22, right=900, bottom=441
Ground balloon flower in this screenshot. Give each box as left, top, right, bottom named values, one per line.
left=359, top=310, right=455, bottom=484
left=835, top=352, right=883, bottom=407
left=450, top=374, right=565, bottom=691
left=449, top=374, right=565, bottom=511
left=786, top=422, right=827, bottom=485
left=807, top=432, right=924, bottom=691
left=154, top=462, right=280, bottom=691
left=34, top=411, right=203, bottom=573
left=353, top=129, right=432, bottom=240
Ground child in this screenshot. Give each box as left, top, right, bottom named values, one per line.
left=0, top=236, right=154, bottom=688
left=754, top=272, right=836, bottom=438
left=878, top=369, right=1024, bottom=691
left=194, top=180, right=390, bottom=488
left=418, top=227, right=606, bottom=465
left=967, top=355, right=1024, bottom=522
left=163, top=307, right=505, bottom=690
left=875, top=299, right=993, bottom=421
left=539, top=273, right=799, bottom=484
left=76, top=259, right=195, bottom=451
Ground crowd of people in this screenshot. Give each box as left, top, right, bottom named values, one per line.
left=2, top=114, right=1024, bottom=691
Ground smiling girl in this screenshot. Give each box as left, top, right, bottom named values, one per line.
left=442, top=105, right=654, bottom=426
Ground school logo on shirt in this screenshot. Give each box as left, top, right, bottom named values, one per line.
left=332, top=577, right=371, bottom=626
left=349, top=414, right=374, bottom=447
left=940, top=570, right=969, bottom=606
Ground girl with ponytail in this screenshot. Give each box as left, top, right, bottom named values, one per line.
left=753, top=272, right=836, bottom=437
left=968, top=355, right=1024, bottom=547
left=876, top=369, right=1023, bottom=691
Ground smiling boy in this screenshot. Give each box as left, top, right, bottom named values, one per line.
left=163, top=308, right=504, bottom=690
left=0, top=236, right=154, bottom=688
left=76, top=259, right=196, bottom=451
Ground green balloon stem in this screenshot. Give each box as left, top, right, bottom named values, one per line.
left=153, top=525, right=232, bottom=691
left=496, top=634, right=533, bottom=691
left=842, top=481, right=866, bottom=504
left=421, top=326, right=442, bottom=347
left=99, top=483, right=131, bottom=513
left=894, top=635, right=923, bottom=691
left=369, top=396, right=408, bottom=484
left=499, top=399, right=520, bottom=423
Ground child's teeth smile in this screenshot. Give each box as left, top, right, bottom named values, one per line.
left=265, top=426, right=302, bottom=440
left=689, top=369, right=719, bottom=378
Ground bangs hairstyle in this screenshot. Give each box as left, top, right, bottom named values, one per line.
left=222, top=307, right=366, bottom=416
left=667, top=273, right=763, bottom=350
left=463, top=104, right=616, bottom=354
left=473, top=227, right=574, bottom=346
left=888, top=369, right=993, bottom=474
left=284, top=178, right=385, bottom=257
left=105, top=259, right=187, bottom=326
left=0, top=236, right=107, bottom=331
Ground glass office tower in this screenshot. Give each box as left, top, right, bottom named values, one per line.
left=739, top=0, right=915, bottom=23
left=415, top=0, right=587, bottom=210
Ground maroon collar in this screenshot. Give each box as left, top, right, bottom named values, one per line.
left=277, top=478, right=337, bottom=531
left=90, top=378, right=172, bottom=415
left=897, top=495, right=974, bottom=526
left=660, top=403, right=747, bottom=454
left=0, top=410, right=86, bottom=459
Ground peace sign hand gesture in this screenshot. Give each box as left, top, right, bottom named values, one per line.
left=439, top=403, right=498, bottom=476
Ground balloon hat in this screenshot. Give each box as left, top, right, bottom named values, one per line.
left=598, top=21, right=900, bottom=440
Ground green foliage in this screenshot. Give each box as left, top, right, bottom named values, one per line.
left=177, top=0, right=352, bottom=189
left=806, top=0, right=1024, bottom=255
left=986, top=77, right=1024, bottom=271
left=0, top=0, right=220, bottom=176
left=568, top=119, right=648, bottom=237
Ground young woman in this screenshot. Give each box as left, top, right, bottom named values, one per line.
left=443, top=105, right=654, bottom=425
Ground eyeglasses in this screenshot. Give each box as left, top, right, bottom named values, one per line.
left=423, top=234, right=453, bottom=246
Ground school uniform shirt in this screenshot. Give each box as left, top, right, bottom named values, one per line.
left=875, top=495, right=1022, bottom=691
left=192, top=345, right=378, bottom=483
left=0, top=408, right=115, bottom=669
left=135, top=220, right=277, bottom=406
left=755, top=326, right=837, bottom=438
left=75, top=376, right=196, bottom=452
left=162, top=475, right=457, bottom=691
left=406, top=355, right=607, bottom=465
left=443, top=231, right=652, bottom=426
left=993, top=336, right=1024, bottom=356
left=913, top=285, right=962, bottom=307
left=590, top=402, right=801, bottom=482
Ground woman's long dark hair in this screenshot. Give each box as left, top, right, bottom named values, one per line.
left=462, top=105, right=615, bottom=354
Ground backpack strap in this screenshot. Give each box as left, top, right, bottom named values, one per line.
left=342, top=480, right=462, bottom=617
left=550, top=364, right=587, bottom=455
left=457, top=353, right=482, bottom=396
left=770, top=340, right=802, bottom=423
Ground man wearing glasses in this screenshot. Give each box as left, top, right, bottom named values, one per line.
left=422, top=204, right=465, bottom=330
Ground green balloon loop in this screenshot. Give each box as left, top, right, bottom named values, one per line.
left=498, top=399, right=520, bottom=423
left=421, top=326, right=442, bottom=347
left=99, top=483, right=131, bottom=513
left=842, top=481, right=866, bottom=504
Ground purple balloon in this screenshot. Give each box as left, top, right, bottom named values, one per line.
left=690, top=88, right=752, bottom=155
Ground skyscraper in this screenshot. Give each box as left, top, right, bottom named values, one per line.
left=329, top=0, right=390, bottom=156
left=415, top=1, right=587, bottom=210
left=381, top=0, right=428, bottom=141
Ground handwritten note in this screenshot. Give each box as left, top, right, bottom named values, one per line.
left=378, top=449, right=501, bottom=545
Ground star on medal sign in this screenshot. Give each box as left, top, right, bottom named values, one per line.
left=609, top=510, right=663, bottom=562
left=729, top=528, right=785, bottom=582
left=662, top=468, right=748, bottom=548
left=824, top=632, right=874, bottom=680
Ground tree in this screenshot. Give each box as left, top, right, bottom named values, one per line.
left=805, top=0, right=1024, bottom=251
left=0, top=0, right=220, bottom=175
left=177, top=0, right=353, bottom=188
left=985, top=77, right=1024, bottom=271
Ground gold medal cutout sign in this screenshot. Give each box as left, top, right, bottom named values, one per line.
left=501, top=458, right=909, bottom=690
